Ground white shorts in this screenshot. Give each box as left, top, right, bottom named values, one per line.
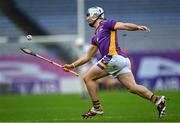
left=97, top=55, right=131, bottom=78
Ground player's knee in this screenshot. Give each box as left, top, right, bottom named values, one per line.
left=83, top=75, right=94, bottom=84
left=82, top=75, right=90, bottom=84
left=82, top=75, right=87, bottom=83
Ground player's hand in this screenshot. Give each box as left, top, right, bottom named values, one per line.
left=62, top=64, right=74, bottom=72
left=138, top=26, right=150, bottom=32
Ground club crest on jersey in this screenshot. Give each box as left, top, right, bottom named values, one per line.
left=101, top=56, right=111, bottom=65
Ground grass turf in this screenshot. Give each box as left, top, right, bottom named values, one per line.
left=0, top=91, right=179, bottom=122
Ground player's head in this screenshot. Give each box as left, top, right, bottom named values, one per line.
left=86, top=6, right=104, bottom=27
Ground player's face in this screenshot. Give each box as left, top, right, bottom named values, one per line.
left=86, top=16, right=93, bottom=24
left=86, top=14, right=97, bottom=27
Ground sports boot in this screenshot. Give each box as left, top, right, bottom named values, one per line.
left=155, top=96, right=166, bottom=118
left=82, top=107, right=104, bottom=119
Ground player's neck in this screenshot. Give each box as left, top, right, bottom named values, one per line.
left=94, top=19, right=103, bottom=29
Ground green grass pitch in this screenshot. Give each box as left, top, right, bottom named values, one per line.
left=0, top=91, right=179, bottom=122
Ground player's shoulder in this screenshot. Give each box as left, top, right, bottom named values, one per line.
left=91, top=35, right=96, bottom=40
left=102, top=19, right=117, bottom=30
left=91, top=36, right=97, bottom=43
left=103, top=19, right=117, bottom=24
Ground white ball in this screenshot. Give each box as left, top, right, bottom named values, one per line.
left=26, top=35, right=32, bottom=40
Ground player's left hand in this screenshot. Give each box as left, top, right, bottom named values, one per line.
left=138, top=26, right=150, bottom=32
left=62, top=64, right=74, bottom=72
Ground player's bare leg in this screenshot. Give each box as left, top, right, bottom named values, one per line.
left=117, top=72, right=153, bottom=99
left=117, top=72, right=166, bottom=118
left=81, top=64, right=108, bottom=118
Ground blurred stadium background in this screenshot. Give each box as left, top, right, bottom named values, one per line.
left=0, top=0, right=180, bottom=122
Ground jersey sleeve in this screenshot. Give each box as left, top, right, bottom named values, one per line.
left=103, top=19, right=117, bottom=30
left=90, top=36, right=98, bottom=47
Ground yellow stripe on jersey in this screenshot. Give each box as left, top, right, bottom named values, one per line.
left=108, top=31, right=118, bottom=55
left=98, top=61, right=107, bottom=69
left=91, top=44, right=97, bottom=48
left=114, top=22, right=118, bottom=30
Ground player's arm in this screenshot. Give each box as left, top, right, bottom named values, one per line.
left=114, top=22, right=150, bottom=32
left=63, top=45, right=98, bottom=70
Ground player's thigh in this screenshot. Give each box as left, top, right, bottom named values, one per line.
left=83, top=64, right=108, bottom=81
left=117, top=72, right=137, bottom=89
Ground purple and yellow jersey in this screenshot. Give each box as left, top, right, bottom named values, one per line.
left=91, top=19, right=127, bottom=58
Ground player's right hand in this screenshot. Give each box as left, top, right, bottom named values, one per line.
left=138, top=26, right=150, bottom=32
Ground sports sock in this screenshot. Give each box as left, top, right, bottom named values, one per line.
left=150, top=94, right=158, bottom=103
left=92, top=100, right=102, bottom=110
